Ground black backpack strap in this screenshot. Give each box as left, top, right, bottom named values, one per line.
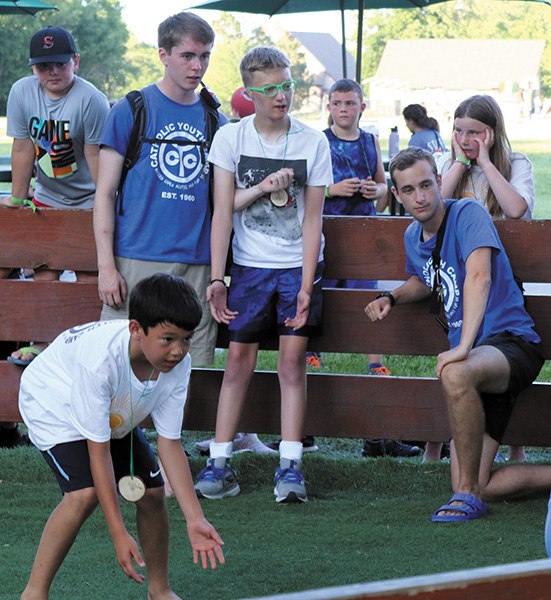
left=199, top=82, right=221, bottom=212
left=429, top=202, right=453, bottom=317
left=118, top=90, right=147, bottom=215
left=116, top=85, right=220, bottom=216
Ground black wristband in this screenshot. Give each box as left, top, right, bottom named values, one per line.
left=376, top=291, right=396, bottom=307
left=209, top=278, right=228, bottom=288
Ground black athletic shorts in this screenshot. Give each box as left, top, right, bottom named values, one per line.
left=478, top=331, right=544, bottom=443
left=42, top=427, right=164, bottom=494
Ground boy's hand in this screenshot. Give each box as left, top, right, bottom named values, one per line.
left=360, top=177, right=378, bottom=200
left=284, top=289, right=311, bottom=331
left=207, top=281, right=238, bottom=324
left=113, top=531, right=146, bottom=584
left=187, top=516, right=225, bottom=570
left=435, top=345, right=470, bottom=379
left=364, top=297, right=392, bottom=322
left=330, top=178, right=361, bottom=198
left=258, top=168, right=294, bottom=194
left=98, top=266, right=127, bottom=308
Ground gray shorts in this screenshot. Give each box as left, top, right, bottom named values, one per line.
left=101, top=257, right=217, bottom=366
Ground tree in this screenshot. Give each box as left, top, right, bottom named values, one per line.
left=111, top=33, right=164, bottom=101
left=205, top=13, right=249, bottom=116
left=358, top=0, right=551, bottom=97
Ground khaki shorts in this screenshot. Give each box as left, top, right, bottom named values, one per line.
left=101, top=257, right=217, bottom=366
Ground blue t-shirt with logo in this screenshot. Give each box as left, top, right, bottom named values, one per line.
left=323, top=128, right=379, bottom=216
left=101, top=84, right=212, bottom=263
left=408, top=129, right=447, bottom=155
left=405, top=199, right=539, bottom=349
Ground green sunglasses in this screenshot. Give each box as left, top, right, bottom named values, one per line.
left=246, top=80, right=296, bottom=97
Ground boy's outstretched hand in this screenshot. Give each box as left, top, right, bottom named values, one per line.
left=284, top=289, right=311, bottom=331
left=187, top=516, right=225, bottom=570
left=113, top=530, right=146, bottom=584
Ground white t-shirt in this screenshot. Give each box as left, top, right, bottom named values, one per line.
left=19, top=320, right=190, bottom=451
left=208, top=114, right=332, bottom=268
left=437, top=151, right=535, bottom=219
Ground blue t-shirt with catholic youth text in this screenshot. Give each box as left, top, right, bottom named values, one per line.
left=408, top=129, right=447, bottom=155
left=100, top=84, right=213, bottom=263
left=404, top=198, right=540, bottom=349
left=323, top=128, right=379, bottom=216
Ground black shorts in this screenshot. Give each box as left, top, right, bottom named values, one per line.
left=478, top=331, right=544, bottom=443
left=42, top=428, right=164, bottom=494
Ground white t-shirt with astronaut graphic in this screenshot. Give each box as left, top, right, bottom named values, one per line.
left=208, top=114, right=332, bottom=269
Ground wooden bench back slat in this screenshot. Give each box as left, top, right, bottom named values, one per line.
left=0, top=210, right=550, bottom=282
left=0, top=280, right=101, bottom=342
left=2, top=281, right=550, bottom=360
left=323, top=216, right=551, bottom=282
left=1, top=362, right=550, bottom=445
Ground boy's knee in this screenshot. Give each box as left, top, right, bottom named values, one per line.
left=63, top=487, right=99, bottom=518
left=137, top=486, right=166, bottom=511
left=440, top=361, right=471, bottom=398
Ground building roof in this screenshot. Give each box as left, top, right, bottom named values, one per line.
left=290, top=31, right=356, bottom=82
left=376, top=39, right=545, bottom=89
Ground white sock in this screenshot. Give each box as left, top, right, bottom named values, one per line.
left=279, top=440, right=303, bottom=461
left=210, top=441, right=233, bottom=459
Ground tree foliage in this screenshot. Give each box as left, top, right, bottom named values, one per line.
left=0, top=0, right=129, bottom=112
left=205, top=12, right=313, bottom=116
left=358, top=0, right=551, bottom=96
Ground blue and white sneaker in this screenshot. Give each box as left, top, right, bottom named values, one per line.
left=195, top=457, right=240, bottom=499
left=273, top=458, right=308, bottom=503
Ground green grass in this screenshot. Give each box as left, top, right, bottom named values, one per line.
left=1, top=445, right=550, bottom=600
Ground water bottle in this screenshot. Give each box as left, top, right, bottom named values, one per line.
left=389, top=126, right=400, bottom=158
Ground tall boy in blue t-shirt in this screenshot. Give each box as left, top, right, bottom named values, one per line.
left=194, top=46, right=331, bottom=503
left=366, top=147, right=551, bottom=523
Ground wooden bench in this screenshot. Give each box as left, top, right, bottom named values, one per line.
left=238, top=558, right=551, bottom=600
left=0, top=209, right=550, bottom=448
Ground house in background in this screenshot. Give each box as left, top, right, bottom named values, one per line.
left=368, top=39, right=546, bottom=124
left=290, top=31, right=356, bottom=114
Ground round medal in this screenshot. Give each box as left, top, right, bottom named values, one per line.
left=118, top=475, right=146, bottom=502
left=270, top=189, right=289, bottom=207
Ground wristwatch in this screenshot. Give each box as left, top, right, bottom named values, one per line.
left=376, top=291, right=396, bottom=307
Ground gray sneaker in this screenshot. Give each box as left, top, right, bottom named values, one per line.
left=273, top=458, right=308, bottom=503
left=195, top=457, right=240, bottom=499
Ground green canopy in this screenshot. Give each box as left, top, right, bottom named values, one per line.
left=192, top=0, right=551, bottom=81
left=0, top=0, right=58, bottom=15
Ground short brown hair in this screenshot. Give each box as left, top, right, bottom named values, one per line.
left=389, top=147, right=438, bottom=188
left=158, top=11, right=214, bottom=53
left=240, top=46, right=290, bottom=88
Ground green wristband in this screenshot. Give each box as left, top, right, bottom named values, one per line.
left=454, top=157, right=470, bottom=168
left=325, top=186, right=330, bottom=198
left=10, top=196, right=37, bottom=213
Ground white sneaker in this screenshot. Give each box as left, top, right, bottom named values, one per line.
left=233, top=433, right=278, bottom=455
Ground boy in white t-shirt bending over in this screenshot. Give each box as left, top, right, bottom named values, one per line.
left=194, top=46, right=332, bottom=504
left=19, top=274, right=224, bottom=600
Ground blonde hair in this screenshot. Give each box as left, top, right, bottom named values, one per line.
left=451, top=95, right=512, bottom=217
left=239, top=46, right=290, bottom=88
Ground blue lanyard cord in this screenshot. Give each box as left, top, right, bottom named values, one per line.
left=127, top=340, right=155, bottom=478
